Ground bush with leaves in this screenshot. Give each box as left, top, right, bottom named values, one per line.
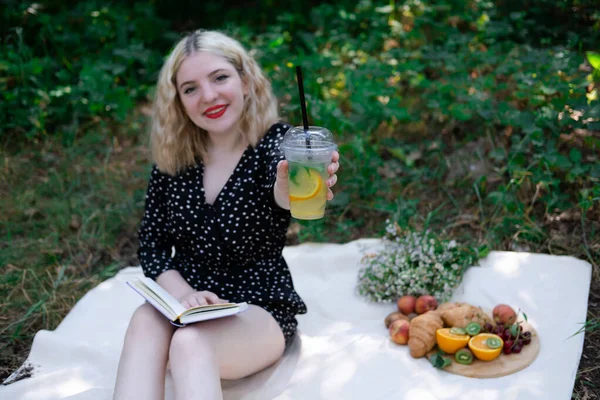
left=0, top=2, right=172, bottom=144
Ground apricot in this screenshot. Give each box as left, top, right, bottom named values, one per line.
left=397, top=295, right=417, bottom=315
left=493, top=304, right=517, bottom=325
left=384, top=311, right=409, bottom=328
left=415, top=295, right=438, bottom=314
left=389, top=319, right=410, bottom=345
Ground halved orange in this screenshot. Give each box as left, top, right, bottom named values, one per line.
left=289, top=167, right=323, bottom=201
left=468, top=333, right=503, bottom=361
left=435, top=328, right=470, bottom=354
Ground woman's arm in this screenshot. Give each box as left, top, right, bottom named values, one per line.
left=140, top=166, right=225, bottom=306
left=156, top=269, right=195, bottom=299
left=157, top=269, right=227, bottom=307
left=138, top=166, right=179, bottom=280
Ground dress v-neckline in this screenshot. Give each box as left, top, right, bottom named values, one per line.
left=201, top=145, right=251, bottom=207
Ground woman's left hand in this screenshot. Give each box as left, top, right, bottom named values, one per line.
left=274, top=150, right=340, bottom=208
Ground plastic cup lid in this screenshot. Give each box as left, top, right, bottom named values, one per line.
left=281, top=126, right=335, bottom=150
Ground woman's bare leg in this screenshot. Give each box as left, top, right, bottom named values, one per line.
left=168, top=305, right=286, bottom=400
left=113, top=303, right=176, bottom=400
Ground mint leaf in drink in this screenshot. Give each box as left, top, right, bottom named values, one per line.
left=289, top=164, right=300, bottom=185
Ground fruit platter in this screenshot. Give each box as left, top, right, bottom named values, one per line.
left=386, top=296, right=540, bottom=378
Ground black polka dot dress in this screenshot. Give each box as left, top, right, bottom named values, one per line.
left=137, top=122, right=307, bottom=347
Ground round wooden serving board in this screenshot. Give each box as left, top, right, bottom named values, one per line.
left=426, top=319, right=540, bottom=379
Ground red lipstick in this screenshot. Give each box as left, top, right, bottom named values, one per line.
left=204, top=105, right=228, bottom=119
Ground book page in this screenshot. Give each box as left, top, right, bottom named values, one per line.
left=133, top=278, right=187, bottom=318
left=181, top=302, right=240, bottom=317
left=128, top=278, right=249, bottom=324
left=180, top=302, right=249, bottom=325
left=127, top=280, right=175, bottom=321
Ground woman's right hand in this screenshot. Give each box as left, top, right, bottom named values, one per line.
left=179, top=290, right=229, bottom=309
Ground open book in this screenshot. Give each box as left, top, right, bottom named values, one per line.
left=126, top=277, right=248, bottom=326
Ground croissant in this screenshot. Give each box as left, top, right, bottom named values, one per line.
left=436, top=302, right=463, bottom=313
left=439, top=302, right=492, bottom=328
left=408, top=310, right=444, bottom=358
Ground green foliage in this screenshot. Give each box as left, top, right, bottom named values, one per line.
left=232, top=0, right=599, bottom=258
left=492, top=0, right=600, bottom=48
left=0, top=2, right=171, bottom=144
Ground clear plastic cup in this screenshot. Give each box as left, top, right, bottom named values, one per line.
left=280, top=126, right=337, bottom=220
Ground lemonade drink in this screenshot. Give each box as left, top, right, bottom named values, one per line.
left=281, top=126, right=336, bottom=220
left=288, top=161, right=329, bottom=220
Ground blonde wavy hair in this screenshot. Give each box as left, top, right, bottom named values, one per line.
left=151, top=30, right=279, bottom=175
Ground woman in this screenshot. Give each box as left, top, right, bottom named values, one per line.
left=113, top=30, right=340, bottom=400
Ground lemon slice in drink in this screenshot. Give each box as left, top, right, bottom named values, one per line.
left=289, top=166, right=323, bottom=201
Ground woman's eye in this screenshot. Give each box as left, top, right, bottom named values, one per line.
left=215, top=75, right=229, bottom=82
left=183, top=87, right=195, bottom=94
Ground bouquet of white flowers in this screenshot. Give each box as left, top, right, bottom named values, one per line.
left=356, top=220, right=488, bottom=303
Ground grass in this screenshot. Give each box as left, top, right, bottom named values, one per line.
left=572, top=284, right=600, bottom=399
left=0, top=113, right=151, bottom=378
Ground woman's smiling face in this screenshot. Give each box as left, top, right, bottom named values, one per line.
left=176, top=51, right=248, bottom=137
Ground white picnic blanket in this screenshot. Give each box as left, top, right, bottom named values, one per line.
left=1, top=239, right=592, bottom=400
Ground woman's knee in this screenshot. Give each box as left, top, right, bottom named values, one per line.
left=124, top=303, right=173, bottom=343
left=170, top=328, right=242, bottom=379
left=169, top=326, right=215, bottom=361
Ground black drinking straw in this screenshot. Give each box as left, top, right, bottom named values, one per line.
left=295, top=66, right=311, bottom=148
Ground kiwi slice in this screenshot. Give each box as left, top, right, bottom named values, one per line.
left=465, top=322, right=481, bottom=336
left=485, top=337, right=502, bottom=349
left=450, top=327, right=466, bottom=335
left=455, top=348, right=474, bottom=365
